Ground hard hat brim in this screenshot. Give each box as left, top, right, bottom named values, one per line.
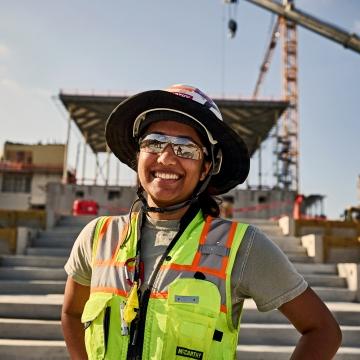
left=105, top=90, right=250, bottom=195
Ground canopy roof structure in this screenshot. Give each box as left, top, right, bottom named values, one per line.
left=59, top=92, right=288, bottom=157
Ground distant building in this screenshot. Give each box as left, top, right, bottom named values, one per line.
left=0, top=142, right=75, bottom=210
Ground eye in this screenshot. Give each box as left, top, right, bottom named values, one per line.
left=153, top=141, right=163, bottom=149
left=146, top=139, right=163, bottom=148
left=182, top=151, right=195, bottom=159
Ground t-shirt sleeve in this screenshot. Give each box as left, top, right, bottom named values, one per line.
left=233, top=225, right=308, bottom=312
left=64, top=217, right=99, bottom=286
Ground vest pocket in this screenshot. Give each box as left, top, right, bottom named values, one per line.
left=81, top=294, right=113, bottom=360
left=162, top=278, right=221, bottom=360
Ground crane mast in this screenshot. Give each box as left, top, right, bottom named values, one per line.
left=279, top=1, right=299, bottom=190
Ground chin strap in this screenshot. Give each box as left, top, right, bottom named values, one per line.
left=136, top=172, right=213, bottom=214
left=136, top=187, right=191, bottom=213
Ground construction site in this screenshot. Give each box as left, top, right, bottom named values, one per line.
left=0, top=0, right=359, bottom=359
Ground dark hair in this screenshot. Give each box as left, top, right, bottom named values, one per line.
left=198, top=191, right=220, bottom=218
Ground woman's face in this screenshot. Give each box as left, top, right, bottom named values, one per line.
left=137, top=120, right=211, bottom=212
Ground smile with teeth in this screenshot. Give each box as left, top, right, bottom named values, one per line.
left=154, top=171, right=180, bottom=180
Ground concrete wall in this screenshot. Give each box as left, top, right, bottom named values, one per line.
left=338, top=263, right=360, bottom=301
left=297, top=224, right=358, bottom=237
left=0, top=192, right=31, bottom=210
left=231, top=188, right=296, bottom=220
left=30, top=173, right=62, bottom=206
left=46, top=183, right=137, bottom=228
left=328, top=248, right=360, bottom=263
left=301, top=233, right=360, bottom=264
left=0, top=173, right=62, bottom=209
left=4, top=143, right=64, bottom=166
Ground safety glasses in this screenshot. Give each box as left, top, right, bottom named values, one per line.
left=139, top=133, right=208, bottom=160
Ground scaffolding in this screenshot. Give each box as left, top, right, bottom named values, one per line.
left=277, top=0, right=299, bottom=190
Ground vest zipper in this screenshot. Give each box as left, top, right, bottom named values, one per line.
left=127, top=230, right=183, bottom=359
left=103, top=306, right=111, bottom=353
left=127, top=205, right=200, bottom=359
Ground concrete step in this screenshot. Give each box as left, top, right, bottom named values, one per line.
left=236, top=345, right=360, bottom=360
left=0, top=280, right=65, bottom=295
left=46, top=226, right=84, bottom=234
left=0, top=267, right=66, bottom=281
left=0, top=317, right=358, bottom=356
left=236, top=218, right=278, bottom=227
left=286, top=254, right=313, bottom=263
left=37, top=231, right=79, bottom=240
left=0, top=339, right=68, bottom=360
left=281, top=246, right=307, bottom=255
left=0, top=318, right=63, bottom=340
left=304, top=274, right=347, bottom=288
left=294, top=263, right=338, bottom=275
left=32, top=238, right=74, bottom=249
left=257, top=225, right=284, bottom=237
left=270, top=236, right=302, bottom=245
left=0, top=295, right=63, bottom=320
left=258, top=228, right=284, bottom=237
left=313, top=287, right=357, bottom=302
left=26, top=248, right=71, bottom=257
left=57, top=215, right=95, bottom=226
left=0, top=255, right=67, bottom=268
left=274, top=244, right=306, bottom=253
left=242, top=301, right=360, bottom=326
left=238, top=324, right=360, bottom=347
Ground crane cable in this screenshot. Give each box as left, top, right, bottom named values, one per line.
left=224, top=0, right=239, bottom=38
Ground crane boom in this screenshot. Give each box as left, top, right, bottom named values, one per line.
left=244, top=0, right=360, bottom=54
left=253, top=18, right=280, bottom=99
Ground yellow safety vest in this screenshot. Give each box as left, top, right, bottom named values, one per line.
left=81, top=210, right=248, bottom=359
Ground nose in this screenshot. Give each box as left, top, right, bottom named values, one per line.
left=157, top=144, right=177, bottom=165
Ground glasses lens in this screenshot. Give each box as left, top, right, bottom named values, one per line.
left=172, top=143, right=201, bottom=160
left=139, top=134, right=203, bottom=160
left=139, top=138, right=166, bottom=154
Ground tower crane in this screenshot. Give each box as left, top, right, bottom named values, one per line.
left=246, top=0, right=360, bottom=53
left=230, top=0, right=360, bottom=191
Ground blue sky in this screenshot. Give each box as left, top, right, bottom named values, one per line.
left=0, top=0, right=359, bottom=218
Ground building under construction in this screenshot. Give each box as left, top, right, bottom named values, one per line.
left=53, top=0, right=360, bottom=219
left=58, top=92, right=298, bottom=219
left=0, top=2, right=359, bottom=360
left=2, top=0, right=359, bottom=220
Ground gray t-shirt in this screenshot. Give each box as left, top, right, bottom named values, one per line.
left=65, top=215, right=307, bottom=312
left=139, top=215, right=180, bottom=292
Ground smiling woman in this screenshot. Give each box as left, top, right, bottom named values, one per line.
left=61, top=84, right=341, bottom=360
left=137, top=121, right=211, bottom=217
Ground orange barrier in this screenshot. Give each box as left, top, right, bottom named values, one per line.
left=72, top=200, right=99, bottom=216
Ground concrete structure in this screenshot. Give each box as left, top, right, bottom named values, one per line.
left=0, top=142, right=74, bottom=210
left=0, top=216, right=359, bottom=359
left=46, top=184, right=295, bottom=227
left=59, top=93, right=288, bottom=187
left=45, top=183, right=137, bottom=228
left=279, top=215, right=360, bottom=264
left=229, top=188, right=296, bottom=220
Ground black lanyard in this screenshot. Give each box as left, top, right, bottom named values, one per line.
left=127, top=203, right=201, bottom=359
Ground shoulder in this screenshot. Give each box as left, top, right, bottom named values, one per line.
left=235, top=223, right=293, bottom=268
left=77, top=214, right=132, bottom=244
left=231, top=223, right=307, bottom=311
